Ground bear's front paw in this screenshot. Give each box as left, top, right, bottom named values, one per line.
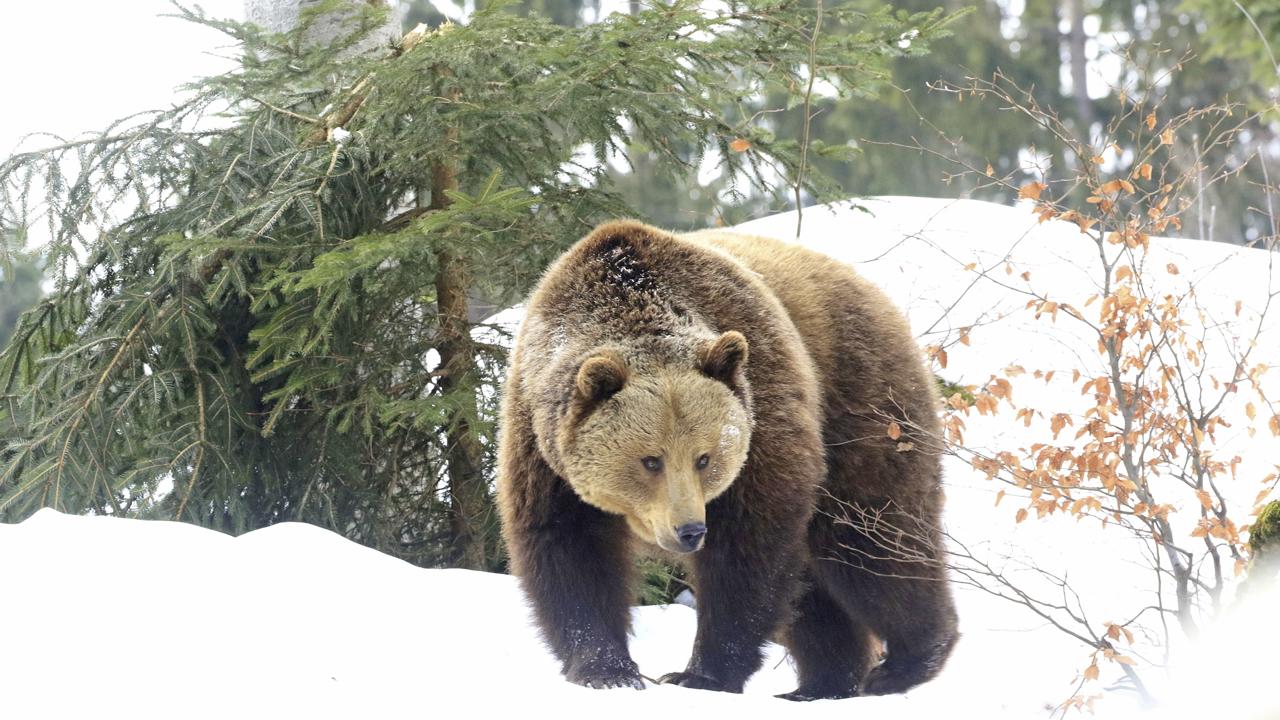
left=566, top=655, right=646, bottom=690
left=657, top=671, right=738, bottom=693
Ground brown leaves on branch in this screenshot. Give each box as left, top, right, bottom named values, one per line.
left=916, top=70, right=1277, bottom=708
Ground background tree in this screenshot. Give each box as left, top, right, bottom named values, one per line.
left=0, top=249, right=43, bottom=462
left=1183, top=0, right=1280, bottom=98
left=0, top=252, right=42, bottom=348
left=466, top=0, right=1280, bottom=243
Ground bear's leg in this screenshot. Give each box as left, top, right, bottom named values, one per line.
left=856, top=574, right=957, bottom=695
left=500, top=418, right=642, bottom=690
left=517, top=500, right=644, bottom=689
left=776, top=575, right=878, bottom=701
left=659, top=487, right=811, bottom=693
left=817, top=501, right=958, bottom=696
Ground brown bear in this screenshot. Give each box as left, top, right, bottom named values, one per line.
left=496, top=220, right=957, bottom=700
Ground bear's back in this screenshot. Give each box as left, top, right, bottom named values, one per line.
left=683, top=230, right=937, bottom=432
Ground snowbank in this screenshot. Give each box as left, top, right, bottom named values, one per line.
left=3, top=197, right=1276, bottom=719
left=3, top=508, right=1275, bottom=719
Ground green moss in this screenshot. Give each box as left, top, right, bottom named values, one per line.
left=935, top=375, right=976, bottom=405
left=1250, top=500, right=1280, bottom=557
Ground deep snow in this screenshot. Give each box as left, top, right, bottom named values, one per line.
left=3, top=197, right=1277, bottom=719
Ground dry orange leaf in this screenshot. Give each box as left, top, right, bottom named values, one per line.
left=886, top=421, right=903, bottom=440
left=729, top=138, right=751, bottom=153
left=1160, top=127, right=1175, bottom=144
left=1145, top=112, right=1156, bottom=130
left=1196, top=489, right=1213, bottom=510
left=1019, top=181, right=1047, bottom=201
left=1099, top=179, right=1125, bottom=195
left=1166, top=263, right=1179, bottom=275
left=1072, top=215, right=1098, bottom=233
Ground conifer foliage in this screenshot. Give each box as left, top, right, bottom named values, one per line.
left=0, top=0, right=950, bottom=567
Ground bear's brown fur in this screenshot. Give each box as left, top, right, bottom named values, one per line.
left=497, top=220, right=957, bottom=699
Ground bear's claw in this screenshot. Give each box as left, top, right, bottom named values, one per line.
left=566, top=656, right=646, bottom=690
left=582, top=674, right=646, bottom=690
left=657, top=671, right=734, bottom=692
left=776, top=686, right=859, bottom=702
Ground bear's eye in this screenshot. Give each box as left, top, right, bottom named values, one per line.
left=641, top=456, right=663, bottom=473
left=695, top=454, right=710, bottom=470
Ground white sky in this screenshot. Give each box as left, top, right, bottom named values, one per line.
left=0, top=0, right=631, bottom=154
left=0, top=0, right=244, bottom=155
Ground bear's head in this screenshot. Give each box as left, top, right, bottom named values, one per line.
left=556, top=331, right=753, bottom=554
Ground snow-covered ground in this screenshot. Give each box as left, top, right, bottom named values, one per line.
left=3, top=197, right=1277, bottom=719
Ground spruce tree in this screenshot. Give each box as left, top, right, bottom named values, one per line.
left=0, top=0, right=952, bottom=568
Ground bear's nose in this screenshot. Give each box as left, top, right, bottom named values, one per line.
left=675, top=522, right=707, bottom=552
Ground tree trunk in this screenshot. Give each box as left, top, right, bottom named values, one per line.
left=245, top=0, right=402, bottom=58
left=244, top=0, right=493, bottom=568
left=1066, top=0, right=1096, bottom=146
left=429, top=75, right=492, bottom=571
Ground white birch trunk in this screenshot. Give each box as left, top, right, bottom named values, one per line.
left=244, top=0, right=403, bottom=56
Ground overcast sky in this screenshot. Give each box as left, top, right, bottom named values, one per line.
left=0, top=1, right=244, bottom=154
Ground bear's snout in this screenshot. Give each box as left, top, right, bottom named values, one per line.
left=675, top=522, right=707, bottom=552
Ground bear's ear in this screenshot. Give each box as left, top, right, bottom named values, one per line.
left=699, top=331, right=748, bottom=387
left=575, top=351, right=629, bottom=403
